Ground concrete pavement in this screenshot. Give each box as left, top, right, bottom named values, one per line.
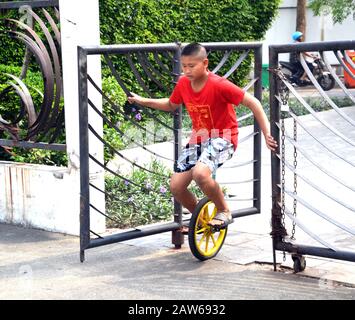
left=1, top=222, right=355, bottom=300
left=1, top=102, right=355, bottom=300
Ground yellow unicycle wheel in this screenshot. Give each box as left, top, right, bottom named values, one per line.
left=188, top=197, right=228, bottom=261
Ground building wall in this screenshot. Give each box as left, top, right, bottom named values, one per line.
left=262, top=0, right=355, bottom=64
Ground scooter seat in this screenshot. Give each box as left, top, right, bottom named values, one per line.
left=279, top=61, right=296, bottom=70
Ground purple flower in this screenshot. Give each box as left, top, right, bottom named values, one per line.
left=124, top=180, right=129, bottom=186
left=135, top=113, right=142, bottom=121
left=127, top=196, right=134, bottom=203
left=131, top=107, right=136, bottom=113
left=160, top=186, right=167, bottom=194
left=146, top=182, right=152, bottom=189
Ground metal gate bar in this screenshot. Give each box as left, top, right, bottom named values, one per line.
left=0, top=1, right=58, bottom=10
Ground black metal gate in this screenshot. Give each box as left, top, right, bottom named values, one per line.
left=78, top=42, right=263, bottom=262
left=269, top=40, right=355, bottom=271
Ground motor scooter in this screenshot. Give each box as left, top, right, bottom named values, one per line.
left=279, top=56, right=335, bottom=91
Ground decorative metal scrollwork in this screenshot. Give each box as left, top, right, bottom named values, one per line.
left=0, top=6, right=64, bottom=147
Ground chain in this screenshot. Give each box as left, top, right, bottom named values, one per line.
left=291, top=118, right=298, bottom=240
left=279, top=78, right=289, bottom=262
left=280, top=81, right=289, bottom=107
left=273, top=68, right=291, bottom=262
left=280, top=115, right=286, bottom=261
left=281, top=118, right=286, bottom=230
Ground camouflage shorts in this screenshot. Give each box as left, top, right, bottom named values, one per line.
left=175, top=137, right=235, bottom=173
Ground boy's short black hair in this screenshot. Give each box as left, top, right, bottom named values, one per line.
left=181, top=42, right=206, bottom=57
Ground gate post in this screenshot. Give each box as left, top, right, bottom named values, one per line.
left=171, top=44, right=184, bottom=248
left=78, top=47, right=89, bottom=262
left=253, top=45, right=263, bottom=212
left=269, top=46, right=283, bottom=270
left=60, top=0, right=105, bottom=239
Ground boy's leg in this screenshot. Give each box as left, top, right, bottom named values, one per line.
left=170, top=170, right=197, bottom=213
left=192, top=161, right=232, bottom=226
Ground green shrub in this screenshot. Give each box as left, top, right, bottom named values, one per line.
left=0, top=64, right=44, bottom=123
left=0, top=6, right=59, bottom=69
left=105, top=159, right=204, bottom=229
left=99, top=0, right=281, bottom=91
left=0, top=10, right=25, bottom=66
left=0, top=64, right=66, bottom=165
left=260, top=90, right=353, bottom=119
left=8, top=148, right=67, bottom=166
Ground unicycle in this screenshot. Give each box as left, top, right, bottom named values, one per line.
left=188, top=197, right=228, bottom=261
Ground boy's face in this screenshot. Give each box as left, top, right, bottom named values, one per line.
left=181, top=55, right=208, bottom=81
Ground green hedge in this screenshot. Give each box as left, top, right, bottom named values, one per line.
left=0, top=64, right=43, bottom=122
left=99, top=0, right=280, bottom=44
left=99, top=0, right=281, bottom=88
left=0, top=10, right=25, bottom=66
left=0, top=7, right=58, bottom=68
left=0, top=63, right=67, bottom=165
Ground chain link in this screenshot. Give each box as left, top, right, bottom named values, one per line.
left=280, top=81, right=289, bottom=107
left=280, top=116, right=286, bottom=262
left=291, top=118, right=298, bottom=240
left=281, top=117, right=286, bottom=227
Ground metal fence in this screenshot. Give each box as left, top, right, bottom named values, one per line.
left=78, top=42, right=263, bottom=262
left=0, top=1, right=58, bottom=10
left=269, top=40, right=355, bottom=271
left=0, top=0, right=64, bottom=152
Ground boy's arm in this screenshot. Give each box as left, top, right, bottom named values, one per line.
left=127, top=92, right=179, bottom=112
left=241, top=92, right=278, bottom=151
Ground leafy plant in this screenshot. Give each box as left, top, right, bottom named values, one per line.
left=99, top=0, right=281, bottom=90
left=0, top=64, right=67, bottom=165
left=309, top=0, right=355, bottom=24
left=105, top=159, right=204, bottom=229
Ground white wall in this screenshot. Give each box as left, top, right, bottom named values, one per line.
left=0, top=162, right=80, bottom=235
left=262, top=0, right=355, bottom=64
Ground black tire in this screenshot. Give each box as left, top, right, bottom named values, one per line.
left=188, top=197, right=228, bottom=261
left=292, top=254, right=306, bottom=273
left=317, top=74, right=335, bottom=91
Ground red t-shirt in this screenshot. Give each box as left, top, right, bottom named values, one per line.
left=169, top=72, right=245, bottom=149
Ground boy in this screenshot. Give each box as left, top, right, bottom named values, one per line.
left=128, top=43, right=277, bottom=228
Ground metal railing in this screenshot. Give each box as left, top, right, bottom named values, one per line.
left=0, top=1, right=65, bottom=152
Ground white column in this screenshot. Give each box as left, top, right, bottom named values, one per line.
left=59, top=0, right=105, bottom=233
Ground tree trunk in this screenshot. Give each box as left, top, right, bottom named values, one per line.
left=296, top=0, right=307, bottom=41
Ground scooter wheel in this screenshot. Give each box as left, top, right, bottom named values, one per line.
left=318, top=74, right=335, bottom=91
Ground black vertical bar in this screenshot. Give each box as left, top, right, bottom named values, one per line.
left=78, top=46, right=90, bottom=262
left=0, top=1, right=59, bottom=10
left=269, top=46, right=282, bottom=271
left=253, top=45, right=262, bottom=212
left=171, top=43, right=184, bottom=248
